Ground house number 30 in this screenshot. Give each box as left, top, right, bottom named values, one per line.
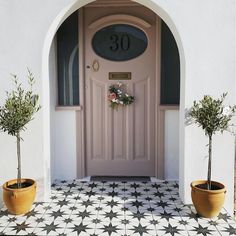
left=110, top=34, right=130, bottom=51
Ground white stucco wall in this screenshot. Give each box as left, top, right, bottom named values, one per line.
left=165, top=111, right=179, bottom=180
left=0, top=0, right=235, bottom=214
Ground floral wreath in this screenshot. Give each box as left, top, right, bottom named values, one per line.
left=108, top=82, right=135, bottom=109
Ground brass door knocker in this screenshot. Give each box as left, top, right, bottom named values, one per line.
left=92, top=59, right=99, bottom=72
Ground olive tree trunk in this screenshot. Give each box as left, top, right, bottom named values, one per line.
left=207, top=135, right=212, bottom=190
left=16, top=132, right=22, bottom=188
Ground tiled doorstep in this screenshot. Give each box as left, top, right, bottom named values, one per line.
left=0, top=179, right=235, bottom=236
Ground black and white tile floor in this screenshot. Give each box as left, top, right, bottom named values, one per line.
left=0, top=178, right=235, bottom=235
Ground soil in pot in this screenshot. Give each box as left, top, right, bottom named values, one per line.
left=7, top=182, right=33, bottom=189
left=195, top=183, right=222, bottom=190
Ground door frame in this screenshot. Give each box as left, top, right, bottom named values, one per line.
left=76, top=7, right=168, bottom=179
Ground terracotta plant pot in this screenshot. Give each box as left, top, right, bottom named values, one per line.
left=3, top=178, right=36, bottom=215
left=191, top=180, right=226, bottom=218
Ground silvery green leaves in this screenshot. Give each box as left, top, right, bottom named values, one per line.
left=189, top=93, right=236, bottom=137
left=0, top=70, right=40, bottom=187
left=0, top=70, right=41, bottom=137
left=189, top=93, right=236, bottom=189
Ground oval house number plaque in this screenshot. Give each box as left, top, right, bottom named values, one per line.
left=92, top=24, right=148, bottom=61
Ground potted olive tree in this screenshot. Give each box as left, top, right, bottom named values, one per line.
left=0, top=70, right=40, bottom=215
left=189, top=93, right=236, bottom=218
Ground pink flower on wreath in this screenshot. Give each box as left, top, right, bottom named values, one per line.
left=108, top=92, right=117, bottom=101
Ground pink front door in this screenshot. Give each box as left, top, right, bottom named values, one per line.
left=84, top=6, right=158, bottom=176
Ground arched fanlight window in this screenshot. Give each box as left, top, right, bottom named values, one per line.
left=161, top=20, right=180, bottom=105
left=57, top=11, right=79, bottom=106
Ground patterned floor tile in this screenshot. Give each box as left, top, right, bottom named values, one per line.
left=96, top=210, right=125, bottom=222
left=186, top=223, right=221, bottom=236
left=65, top=222, right=96, bottom=235
left=33, top=220, right=66, bottom=235
left=0, top=228, right=6, bottom=235
left=0, top=179, right=235, bottom=236
left=95, top=222, right=126, bottom=236
left=1, top=221, right=35, bottom=235
left=156, top=219, right=188, bottom=235
left=125, top=210, right=153, bottom=222
left=126, top=221, right=156, bottom=236
left=216, top=223, right=236, bottom=236
left=70, top=210, right=98, bottom=222
left=0, top=218, right=10, bottom=228
left=99, top=204, right=124, bottom=213
left=65, top=219, right=84, bottom=229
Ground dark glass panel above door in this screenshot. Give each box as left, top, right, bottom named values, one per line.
left=161, top=20, right=180, bottom=105
left=57, top=11, right=79, bottom=106
left=92, top=24, right=148, bottom=61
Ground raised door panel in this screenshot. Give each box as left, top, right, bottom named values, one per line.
left=90, top=79, right=106, bottom=160
left=112, top=108, right=127, bottom=160
left=133, top=78, right=149, bottom=160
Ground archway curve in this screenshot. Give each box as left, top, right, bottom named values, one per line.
left=41, top=0, right=186, bottom=200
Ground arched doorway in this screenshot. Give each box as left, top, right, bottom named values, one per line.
left=42, top=0, right=185, bottom=200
